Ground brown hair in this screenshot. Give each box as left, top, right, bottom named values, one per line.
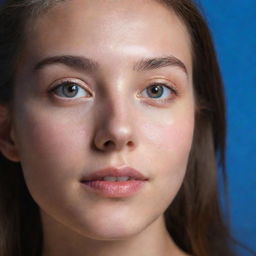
left=0, top=0, right=252, bottom=256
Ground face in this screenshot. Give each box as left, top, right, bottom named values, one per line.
left=9, top=0, right=194, bottom=240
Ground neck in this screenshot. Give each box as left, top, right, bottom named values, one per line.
left=41, top=212, right=186, bottom=256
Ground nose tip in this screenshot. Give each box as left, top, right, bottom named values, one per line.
left=93, top=95, right=137, bottom=152
left=94, top=126, right=136, bottom=152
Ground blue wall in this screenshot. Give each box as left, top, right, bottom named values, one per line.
left=1, top=0, right=255, bottom=254
left=198, top=1, right=256, bottom=255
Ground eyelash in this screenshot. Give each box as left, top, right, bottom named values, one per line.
left=140, top=82, right=177, bottom=104
left=49, top=80, right=177, bottom=103
left=49, top=80, right=91, bottom=99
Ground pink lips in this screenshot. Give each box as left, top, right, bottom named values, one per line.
left=80, top=166, right=148, bottom=198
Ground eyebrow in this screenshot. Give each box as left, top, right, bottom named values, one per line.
left=33, top=55, right=188, bottom=76
left=33, top=55, right=99, bottom=73
left=133, top=56, right=188, bottom=75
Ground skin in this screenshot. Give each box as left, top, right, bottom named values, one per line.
left=1, top=0, right=194, bottom=255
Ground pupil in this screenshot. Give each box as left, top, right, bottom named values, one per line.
left=149, top=85, right=163, bottom=98
left=63, top=84, right=78, bottom=97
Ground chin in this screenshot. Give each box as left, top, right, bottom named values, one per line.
left=72, top=216, right=148, bottom=241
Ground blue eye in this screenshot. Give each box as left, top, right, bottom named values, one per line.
left=51, top=81, right=89, bottom=98
left=141, top=83, right=175, bottom=99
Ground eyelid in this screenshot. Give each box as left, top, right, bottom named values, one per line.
left=138, top=80, right=178, bottom=101
left=48, top=78, right=93, bottom=96
left=155, top=79, right=178, bottom=93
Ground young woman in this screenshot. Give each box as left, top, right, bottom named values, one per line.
left=0, top=0, right=245, bottom=255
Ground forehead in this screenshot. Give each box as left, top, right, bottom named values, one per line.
left=22, top=0, right=192, bottom=76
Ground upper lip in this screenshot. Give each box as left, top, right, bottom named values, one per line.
left=81, top=166, right=148, bottom=181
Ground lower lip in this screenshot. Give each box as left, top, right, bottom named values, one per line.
left=81, top=180, right=146, bottom=198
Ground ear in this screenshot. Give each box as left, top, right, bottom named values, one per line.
left=0, top=105, right=20, bottom=162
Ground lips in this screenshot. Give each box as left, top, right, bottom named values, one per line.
left=81, top=166, right=148, bottom=182
left=80, top=166, right=148, bottom=198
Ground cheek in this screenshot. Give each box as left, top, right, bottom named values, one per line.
left=12, top=107, right=94, bottom=212
left=140, top=108, right=194, bottom=203
left=147, top=118, right=194, bottom=175
left=141, top=112, right=194, bottom=154
left=13, top=107, right=91, bottom=181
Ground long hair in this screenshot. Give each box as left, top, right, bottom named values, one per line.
left=0, top=0, right=250, bottom=255
left=161, top=1, right=231, bottom=254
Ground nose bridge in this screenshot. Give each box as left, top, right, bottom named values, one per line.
left=93, top=83, right=137, bottom=152
left=107, top=89, right=130, bottom=123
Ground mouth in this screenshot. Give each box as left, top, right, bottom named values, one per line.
left=80, top=166, right=148, bottom=198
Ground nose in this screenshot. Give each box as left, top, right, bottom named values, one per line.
left=93, top=99, right=137, bottom=152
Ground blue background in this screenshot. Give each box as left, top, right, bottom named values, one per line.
left=1, top=0, right=255, bottom=255
left=197, top=1, right=256, bottom=255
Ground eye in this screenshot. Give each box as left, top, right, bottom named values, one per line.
left=141, top=83, right=176, bottom=100
left=50, top=81, right=91, bottom=99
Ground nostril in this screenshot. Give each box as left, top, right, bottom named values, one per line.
left=104, top=140, right=114, bottom=147
left=99, top=139, right=134, bottom=151
left=127, top=141, right=133, bottom=147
